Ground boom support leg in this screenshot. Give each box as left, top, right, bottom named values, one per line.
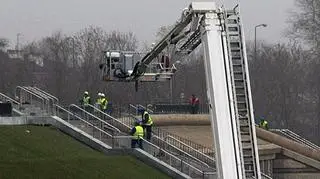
left=201, top=11, right=242, bottom=179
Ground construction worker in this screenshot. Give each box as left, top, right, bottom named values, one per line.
left=100, top=93, right=108, bottom=112
left=141, top=110, right=153, bottom=141
left=130, top=120, right=144, bottom=149
left=189, top=94, right=200, bottom=114
left=259, top=117, right=269, bottom=130
left=95, top=93, right=102, bottom=110
left=80, top=91, right=91, bottom=111
left=106, top=101, right=113, bottom=115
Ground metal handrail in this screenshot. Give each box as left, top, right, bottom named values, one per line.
left=129, top=104, right=138, bottom=110
left=87, top=104, right=132, bottom=129
left=270, top=129, right=320, bottom=150
left=0, top=92, right=20, bottom=105
left=137, top=104, right=154, bottom=113
left=166, top=135, right=215, bottom=164
left=153, top=135, right=211, bottom=168
left=15, top=86, right=46, bottom=110
left=54, top=105, right=113, bottom=139
left=261, top=172, right=272, bottom=179
left=87, top=104, right=213, bottom=172
left=284, top=129, right=320, bottom=150
left=32, top=86, right=59, bottom=104
left=111, top=135, right=215, bottom=177
left=24, top=86, right=55, bottom=113
left=55, top=104, right=214, bottom=178
left=69, top=104, right=121, bottom=133
left=126, top=112, right=216, bottom=170
left=25, top=86, right=56, bottom=104
left=128, top=104, right=138, bottom=115
left=129, top=114, right=214, bottom=155
left=140, top=136, right=213, bottom=177
left=129, top=104, right=137, bottom=109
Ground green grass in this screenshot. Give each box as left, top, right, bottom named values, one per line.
left=0, top=125, right=170, bottom=179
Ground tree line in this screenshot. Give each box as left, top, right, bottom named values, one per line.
left=0, top=0, right=319, bottom=144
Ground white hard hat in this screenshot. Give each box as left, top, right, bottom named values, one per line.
left=98, top=92, right=102, bottom=96
left=84, top=91, right=89, bottom=95
left=101, top=93, right=105, bottom=97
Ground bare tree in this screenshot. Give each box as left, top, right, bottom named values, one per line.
left=287, top=0, right=320, bottom=54
left=106, top=31, right=138, bottom=51
left=286, top=0, right=320, bottom=143
left=0, top=38, right=9, bottom=51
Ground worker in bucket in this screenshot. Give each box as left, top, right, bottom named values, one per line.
left=130, top=120, right=144, bottom=149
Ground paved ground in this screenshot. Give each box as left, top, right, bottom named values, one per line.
left=160, top=125, right=214, bottom=148
left=159, top=125, right=274, bottom=149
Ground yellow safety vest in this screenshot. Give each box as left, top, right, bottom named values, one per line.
left=101, top=98, right=108, bottom=110
left=133, top=126, right=144, bottom=139
left=83, top=96, right=90, bottom=106
left=96, top=98, right=101, bottom=105
left=143, top=111, right=153, bottom=126
left=259, top=120, right=268, bottom=129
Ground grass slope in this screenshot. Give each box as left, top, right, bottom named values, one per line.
left=0, top=125, right=170, bottom=179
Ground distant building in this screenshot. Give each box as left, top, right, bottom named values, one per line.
left=6, top=49, right=44, bottom=67
left=25, top=54, right=44, bottom=67
left=7, top=49, right=24, bottom=60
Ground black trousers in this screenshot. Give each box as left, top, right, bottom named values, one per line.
left=145, top=125, right=152, bottom=141
left=131, top=139, right=143, bottom=149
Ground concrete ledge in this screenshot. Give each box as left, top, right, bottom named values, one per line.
left=282, top=149, right=320, bottom=170
left=257, top=127, right=320, bottom=161
left=0, top=116, right=54, bottom=125
left=0, top=116, right=27, bottom=125
left=258, top=144, right=282, bottom=155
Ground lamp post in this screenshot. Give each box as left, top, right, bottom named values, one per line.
left=16, top=33, right=21, bottom=51
left=254, top=24, right=267, bottom=61
left=16, top=33, right=22, bottom=58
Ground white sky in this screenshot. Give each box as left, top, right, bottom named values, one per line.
left=0, top=0, right=295, bottom=48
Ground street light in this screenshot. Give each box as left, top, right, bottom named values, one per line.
left=254, top=24, right=267, bottom=61
left=16, top=33, right=22, bottom=58
left=16, top=33, right=21, bottom=51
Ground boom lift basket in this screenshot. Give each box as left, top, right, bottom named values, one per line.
left=99, top=50, right=176, bottom=82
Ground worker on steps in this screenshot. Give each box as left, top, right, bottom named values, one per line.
left=259, top=117, right=269, bottom=130
left=80, top=91, right=91, bottom=111
left=130, top=120, right=144, bottom=149
left=141, top=110, right=153, bottom=141
left=95, top=92, right=102, bottom=109
left=100, top=93, right=108, bottom=113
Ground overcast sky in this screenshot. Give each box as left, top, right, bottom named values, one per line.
left=0, top=0, right=295, bottom=48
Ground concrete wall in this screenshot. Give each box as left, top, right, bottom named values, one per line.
left=0, top=116, right=54, bottom=125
